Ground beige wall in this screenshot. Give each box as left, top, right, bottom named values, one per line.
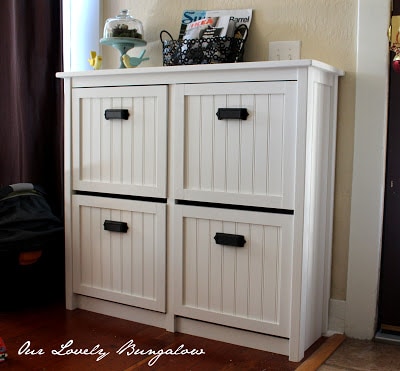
left=102, top=0, right=357, bottom=300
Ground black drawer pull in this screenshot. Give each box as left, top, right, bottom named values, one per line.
left=214, top=232, right=246, bottom=247
left=104, top=109, right=130, bottom=120
left=216, top=108, right=249, bottom=121
left=103, top=220, right=128, bottom=233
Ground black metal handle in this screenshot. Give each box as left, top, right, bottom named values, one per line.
left=214, top=233, right=246, bottom=247
left=103, top=220, right=128, bottom=233
left=216, top=108, right=249, bottom=121
left=104, top=109, right=130, bottom=120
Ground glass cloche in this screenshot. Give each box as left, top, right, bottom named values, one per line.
left=103, top=9, right=144, bottom=39
left=100, top=9, right=148, bottom=68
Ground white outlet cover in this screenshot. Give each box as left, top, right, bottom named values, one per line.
left=268, top=41, right=301, bottom=61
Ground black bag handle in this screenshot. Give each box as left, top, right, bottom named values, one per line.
left=0, top=183, right=45, bottom=200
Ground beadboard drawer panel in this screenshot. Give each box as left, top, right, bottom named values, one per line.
left=72, top=195, right=166, bottom=312
left=72, top=86, right=167, bottom=197
left=174, top=205, right=293, bottom=337
left=174, top=81, right=297, bottom=209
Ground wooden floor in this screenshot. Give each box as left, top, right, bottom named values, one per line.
left=0, top=299, right=325, bottom=371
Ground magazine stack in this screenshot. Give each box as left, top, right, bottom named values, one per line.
left=160, top=9, right=252, bottom=66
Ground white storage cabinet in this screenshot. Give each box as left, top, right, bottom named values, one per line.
left=57, top=60, right=343, bottom=362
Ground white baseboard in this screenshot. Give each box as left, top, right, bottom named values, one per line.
left=327, top=299, right=345, bottom=335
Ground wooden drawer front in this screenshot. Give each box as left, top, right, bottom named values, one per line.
left=72, top=195, right=166, bottom=312
left=174, top=205, right=293, bottom=337
left=174, top=81, right=297, bottom=209
left=72, top=86, right=167, bottom=197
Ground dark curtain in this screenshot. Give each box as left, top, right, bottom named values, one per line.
left=0, top=0, right=63, bottom=218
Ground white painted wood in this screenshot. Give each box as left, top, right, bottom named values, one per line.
left=287, top=68, right=309, bottom=362
left=174, top=81, right=297, bottom=209
left=72, top=85, right=167, bottom=197
left=77, top=295, right=168, bottom=329
left=346, top=0, right=390, bottom=340
left=59, top=60, right=342, bottom=363
left=303, top=70, right=335, bottom=349
left=72, top=195, right=166, bottom=312
left=322, top=70, right=339, bottom=336
left=287, top=67, right=340, bottom=361
left=174, top=204, right=293, bottom=338
left=176, top=317, right=289, bottom=356
left=56, top=60, right=343, bottom=87
left=63, top=77, right=78, bottom=310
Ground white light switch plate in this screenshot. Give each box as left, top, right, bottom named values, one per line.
left=268, top=41, right=301, bottom=61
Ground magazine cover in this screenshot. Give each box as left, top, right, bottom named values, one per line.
left=206, top=8, right=252, bottom=38
left=178, top=10, right=207, bottom=39
left=182, top=16, right=232, bottom=40
left=179, top=9, right=252, bottom=39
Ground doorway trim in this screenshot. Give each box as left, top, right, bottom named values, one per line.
left=345, top=0, right=390, bottom=338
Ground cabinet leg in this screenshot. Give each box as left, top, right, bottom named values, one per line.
left=165, top=313, right=176, bottom=332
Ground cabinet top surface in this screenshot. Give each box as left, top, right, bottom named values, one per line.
left=56, top=60, right=344, bottom=79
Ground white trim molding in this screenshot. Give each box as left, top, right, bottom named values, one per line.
left=345, top=0, right=390, bottom=339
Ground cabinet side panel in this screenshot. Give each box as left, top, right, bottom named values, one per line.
left=303, top=71, right=336, bottom=349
